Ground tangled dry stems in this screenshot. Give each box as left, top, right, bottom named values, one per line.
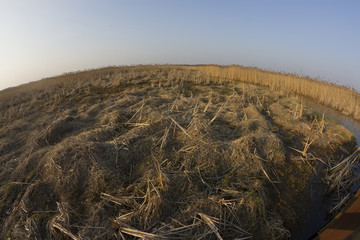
left=0, top=66, right=357, bottom=239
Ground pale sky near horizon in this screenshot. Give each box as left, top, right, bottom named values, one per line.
left=1, top=0, right=359, bottom=91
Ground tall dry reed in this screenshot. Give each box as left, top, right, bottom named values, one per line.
left=181, top=65, right=360, bottom=120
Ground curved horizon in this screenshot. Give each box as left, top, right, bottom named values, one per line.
left=1, top=1, right=359, bottom=91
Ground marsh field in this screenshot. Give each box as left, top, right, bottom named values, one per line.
left=0, top=65, right=359, bottom=239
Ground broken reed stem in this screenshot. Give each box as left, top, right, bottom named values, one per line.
left=126, top=99, right=145, bottom=124
left=198, top=213, right=223, bottom=240
left=154, top=158, right=164, bottom=189
left=329, top=193, right=350, bottom=214
left=197, top=167, right=212, bottom=192
left=193, top=98, right=200, bottom=114
left=160, top=127, right=170, bottom=150
left=100, top=193, right=140, bottom=208
left=170, top=117, right=192, bottom=138
left=209, top=93, right=234, bottom=125
left=327, top=147, right=360, bottom=191
left=289, top=137, right=314, bottom=158
left=51, top=221, right=79, bottom=240
left=101, top=193, right=124, bottom=206
left=113, top=218, right=167, bottom=239
left=160, top=222, right=201, bottom=234
left=294, top=101, right=303, bottom=120
left=126, top=123, right=150, bottom=127
left=259, top=165, right=280, bottom=194
left=203, top=99, right=211, bottom=113
left=318, top=113, right=325, bottom=134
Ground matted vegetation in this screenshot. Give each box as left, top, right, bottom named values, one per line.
left=0, top=66, right=358, bottom=239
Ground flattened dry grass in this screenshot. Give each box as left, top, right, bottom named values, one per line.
left=0, top=66, right=357, bottom=239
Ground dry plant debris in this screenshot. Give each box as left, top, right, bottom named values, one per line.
left=0, top=66, right=357, bottom=239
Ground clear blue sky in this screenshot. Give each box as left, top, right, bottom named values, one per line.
left=1, top=0, right=359, bottom=91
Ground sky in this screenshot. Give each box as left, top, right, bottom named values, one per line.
left=1, top=0, right=360, bottom=91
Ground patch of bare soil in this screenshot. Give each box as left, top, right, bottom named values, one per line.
left=0, top=67, right=356, bottom=239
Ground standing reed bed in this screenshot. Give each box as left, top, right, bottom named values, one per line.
left=181, top=65, right=360, bottom=121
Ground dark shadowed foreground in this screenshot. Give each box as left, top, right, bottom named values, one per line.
left=0, top=66, right=358, bottom=239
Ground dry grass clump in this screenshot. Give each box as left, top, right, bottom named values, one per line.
left=0, top=66, right=357, bottom=239
left=326, top=147, right=360, bottom=193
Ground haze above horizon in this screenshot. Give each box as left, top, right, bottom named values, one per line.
left=1, top=0, right=359, bottom=91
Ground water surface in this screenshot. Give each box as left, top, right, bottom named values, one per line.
left=293, top=96, right=360, bottom=240
left=299, top=96, right=360, bottom=147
